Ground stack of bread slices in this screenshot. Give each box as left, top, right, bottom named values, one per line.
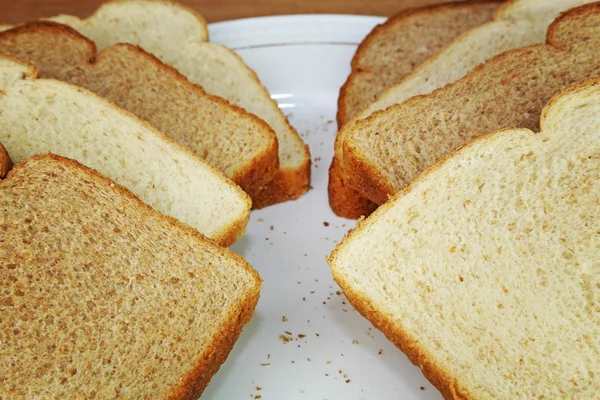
left=0, top=0, right=312, bottom=398
left=329, top=1, right=599, bottom=398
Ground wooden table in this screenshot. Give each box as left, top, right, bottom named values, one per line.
left=0, top=0, right=451, bottom=24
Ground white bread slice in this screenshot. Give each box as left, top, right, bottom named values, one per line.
left=337, top=0, right=500, bottom=127
left=0, top=21, right=279, bottom=199
left=0, top=56, right=250, bottom=246
left=342, top=3, right=600, bottom=205
left=358, top=0, right=597, bottom=118
left=331, top=0, right=500, bottom=219
left=329, top=78, right=600, bottom=399
left=330, top=0, right=598, bottom=220
left=0, top=152, right=261, bottom=399
left=47, top=0, right=311, bottom=208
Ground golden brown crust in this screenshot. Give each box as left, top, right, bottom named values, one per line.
left=0, top=21, right=278, bottom=200
left=327, top=156, right=377, bottom=218
left=251, top=152, right=311, bottom=209
left=341, top=2, right=600, bottom=206
left=169, top=285, right=260, bottom=399
left=0, top=142, right=12, bottom=178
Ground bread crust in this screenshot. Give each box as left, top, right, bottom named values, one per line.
left=342, top=2, right=600, bottom=206
left=0, top=21, right=279, bottom=200
left=332, top=0, right=500, bottom=218
left=330, top=76, right=600, bottom=398
left=0, top=52, right=251, bottom=246
left=0, top=142, right=11, bottom=178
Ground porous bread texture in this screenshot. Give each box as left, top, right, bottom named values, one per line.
left=337, top=0, right=500, bottom=127
left=0, top=153, right=261, bottom=399
left=0, top=56, right=250, bottom=246
left=330, top=0, right=597, bottom=219
left=331, top=0, right=499, bottom=219
left=329, top=78, right=600, bottom=399
left=45, top=0, right=311, bottom=208
left=0, top=142, right=11, bottom=178
left=342, top=3, right=600, bottom=205
left=0, top=21, right=279, bottom=199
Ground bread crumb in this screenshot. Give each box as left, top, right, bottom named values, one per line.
left=282, top=316, right=288, bottom=322
left=352, top=340, right=359, bottom=345
left=285, top=331, right=292, bottom=335
left=378, top=349, right=383, bottom=355
left=280, top=335, right=292, bottom=343
left=307, top=358, right=311, bottom=362
left=346, top=379, right=350, bottom=383
left=256, top=396, right=262, bottom=399
left=256, top=386, right=262, bottom=391
left=316, top=333, right=320, bottom=337
left=270, top=225, right=274, bottom=230
left=291, top=360, right=295, bottom=363
left=302, top=297, right=306, bottom=301
left=420, top=386, right=425, bottom=391
left=267, top=354, right=270, bottom=359
left=260, top=363, right=270, bottom=366
left=323, top=221, right=329, bottom=226
left=298, top=334, right=306, bottom=338
left=336, top=291, right=342, bottom=295
left=257, top=218, right=264, bottom=223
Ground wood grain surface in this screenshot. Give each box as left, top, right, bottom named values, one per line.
left=0, top=0, right=454, bottom=24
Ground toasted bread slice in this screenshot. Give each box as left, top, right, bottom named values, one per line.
left=342, top=3, right=600, bottom=204
left=47, top=0, right=311, bottom=208
left=331, top=0, right=597, bottom=219
left=329, top=78, right=600, bottom=399
left=0, top=21, right=278, bottom=199
left=0, top=56, right=250, bottom=245
left=0, top=152, right=261, bottom=399
left=337, top=0, right=500, bottom=127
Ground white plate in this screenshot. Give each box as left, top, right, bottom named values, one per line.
left=205, top=15, right=442, bottom=400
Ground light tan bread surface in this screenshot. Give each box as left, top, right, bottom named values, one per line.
left=0, top=142, right=11, bottom=178
left=0, top=153, right=261, bottom=399
left=331, top=0, right=597, bottom=219
left=337, top=0, right=500, bottom=127
left=0, top=56, right=250, bottom=246
left=342, top=3, right=600, bottom=204
left=0, top=21, right=279, bottom=199
left=329, top=78, right=600, bottom=399
left=45, top=0, right=311, bottom=208
left=331, top=0, right=500, bottom=220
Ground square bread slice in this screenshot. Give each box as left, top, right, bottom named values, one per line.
left=341, top=2, right=600, bottom=205
left=329, top=78, right=600, bottom=398
left=0, top=56, right=250, bottom=246
left=331, top=0, right=597, bottom=219
left=45, top=0, right=311, bottom=208
left=0, top=152, right=261, bottom=399
left=0, top=21, right=279, bottom=200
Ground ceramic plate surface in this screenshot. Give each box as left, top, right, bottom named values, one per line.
left=204, top=15, right=443, bottom=400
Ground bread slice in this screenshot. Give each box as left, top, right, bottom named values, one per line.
left=331, top=0, right=500, bottom=220
left=47, top=0, right=311, bottom=208
left=342, top=3, right=600, bottom=205
left=0, top=56, right=250, bottom=246
left=328, top=78, right=600, bottom=399
left=330, top=0, right=597, bottom=219
left=337, top=0, right=500, bottom=127
left=0, top=142, right=11, bottom=178
left=0, top=21, right=279, bottom=199
left=0, top=152, right=261, bottom=399
left=357, top=0, right=598, bottom=119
